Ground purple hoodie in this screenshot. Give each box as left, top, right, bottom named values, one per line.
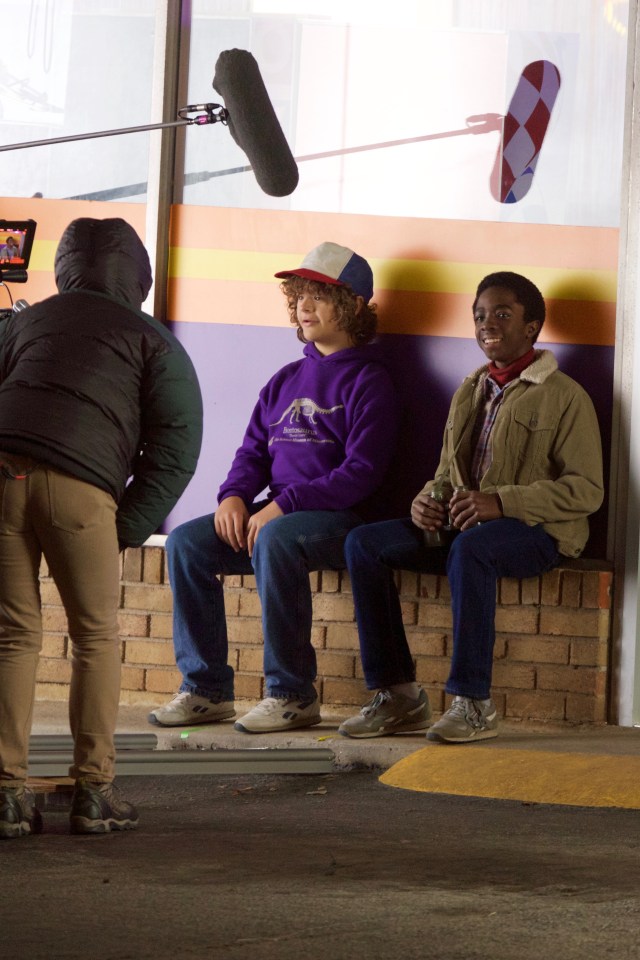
left=218, top=341, right=399, bottom=515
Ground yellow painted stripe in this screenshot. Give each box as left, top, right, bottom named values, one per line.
left=169, top=247, right=617, bottom=303
left=380, top=747, right=640, bottom=809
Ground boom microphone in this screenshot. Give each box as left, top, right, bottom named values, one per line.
left=213, top=49, right=299, bottom=197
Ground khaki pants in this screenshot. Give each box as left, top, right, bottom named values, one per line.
left=0, top=462, right=121, bottom=785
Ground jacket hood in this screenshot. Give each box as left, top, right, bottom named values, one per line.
left=54, top=217, right=153, bottom=310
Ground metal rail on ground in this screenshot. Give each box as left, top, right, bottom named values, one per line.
left=27, top=734, right=336, bottom=777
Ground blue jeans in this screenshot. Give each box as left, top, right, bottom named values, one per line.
left=166, top=503, right=363, bottom=701
left=344, top=517, right=561, bottom=700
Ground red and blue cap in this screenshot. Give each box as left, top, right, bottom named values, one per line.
left=275, top=241, right=374, bottom=303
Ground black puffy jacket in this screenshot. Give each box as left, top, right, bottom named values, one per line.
left=0, top=217, right=203, bottom=548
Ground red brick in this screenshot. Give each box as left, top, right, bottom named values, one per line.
left=539, top=607, right=609, bottom=639
left=36, top=658, right=72, bottom=684
left=414, top=657, right=451, bottom=686
left=41, top=634, right=66, bottom=658
left=234, top=674, right=264, bottom=700
left=405, top=630, right=447, bottom=657
left=310, top=625, right=327, bottom=650
left=120, top=664, right=145, bottom=690
left=398, top=570, right=419, bottom=597
left=505, top=690, right=565, bottom=721
left=520, top=576, right=541, bottom=605
left=40, top=581, right=62, bottom=605
left=221, top=589, right=241, bottom=617
left=238, top=647, right=264, bottom=673
left=222, top=575, right=242, bottom=588
left=418, top=604, right=452, bottom=630
left=492, top=636, right=507, bottom=660
left=227, top=618, right=264, bottom=645
left=144, top=666, right=182, bottom=693
left=122, top=548, right=143, bottom=582
left=495, top=606, right=539, bottom=634
left=499, top=578, right=520, bottom=605
left=123, top=584, right=173, bottom=613
left=565, top=693, right=607, bottom=722
left=142, top=547, right=164, bottom=584
left=400, top=601, right=418, bottom=625
left=320, top=570, right=340, bottom=593
left=491, top=662, right=536, bottom=690
left=569, top=638, right=609, bottom=667
left=124, top=639, right=176, bottom=666
left=316, top=651, right=356, bottom=678
left=541, top=569, right=562, bottom=606
left=312, top=594, right=355, bottom=622
left=149, top=613, right=173, bottom=640
left=118, top=612, right=150, bottom=637
left=537, top=664, right=607, bottom=696
left=507, top=636, right=569, bottom=664
left=238, top=592, right=262, bottom=618
left=561, top=570, right=582, bottom=608
left=418, top=574, right=440, bottom=599
left=322, top=678, right=368, bottom=706
left=42, top=608, right=69, bottom=632
left=438, top=577, right=452, bottom=603
left=35, top=681, right=68, bottom=702
left=325, top=623, right=360, bottom=651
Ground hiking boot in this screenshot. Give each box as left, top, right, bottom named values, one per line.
left=70, top=779, right=139, bottom=834
left=148, top=691, right=235, bottom=727
left=0, top=785, right=43, bottom=839
left=338, top=688, right=431, bottom=739
left=427, top=696, right=498, bottom=743
left=234, top=695, right=321, bottom=733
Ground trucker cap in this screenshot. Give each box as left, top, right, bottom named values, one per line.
left=274, top=241, right=374, bottom=302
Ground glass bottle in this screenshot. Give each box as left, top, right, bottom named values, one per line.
left=423, top=478, right=453, bottom=547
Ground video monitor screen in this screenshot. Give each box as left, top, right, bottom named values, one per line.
left=0, top=220, right=36, bottom=268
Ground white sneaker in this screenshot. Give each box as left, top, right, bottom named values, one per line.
left=234, top=696, right=321, bottom=733
left=148, top=692, right=235, bottom=727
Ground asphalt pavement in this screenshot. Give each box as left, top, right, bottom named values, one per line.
left=1, top=701, right=639, bottom=960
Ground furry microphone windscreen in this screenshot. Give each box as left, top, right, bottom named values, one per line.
left=213, top=49, right=299, bottom=197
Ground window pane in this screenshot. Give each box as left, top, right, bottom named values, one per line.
left=184, top=0, right=628, bottom=228
left=0, top=0, right=156, bottom=203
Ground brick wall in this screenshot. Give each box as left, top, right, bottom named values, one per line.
left=36, top=547, right=613, bottom=725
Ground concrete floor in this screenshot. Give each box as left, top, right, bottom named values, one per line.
left=2, top=701, right=640, bottom=960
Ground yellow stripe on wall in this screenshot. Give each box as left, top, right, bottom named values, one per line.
left=169, top=247, right=617, bottom=303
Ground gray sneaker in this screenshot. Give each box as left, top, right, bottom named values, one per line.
left=0, top=785, right=43, bottom=839
left=427, top=696, right=498, bottom=743
left=148, top=692, right=236, bottom=727
left=234, top=695, right=321, bottom=733
left=338, top=688, right=431, bottom=739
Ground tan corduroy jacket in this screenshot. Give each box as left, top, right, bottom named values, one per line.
left=421, top=349, right=604, bottom=558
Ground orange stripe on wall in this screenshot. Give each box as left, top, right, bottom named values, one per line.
left=170, top=205, right=619, bottom=272
left=169, top=279, right=616, bottom=346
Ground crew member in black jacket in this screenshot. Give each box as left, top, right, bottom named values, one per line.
left=0, top=217, right=203, bottom=837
